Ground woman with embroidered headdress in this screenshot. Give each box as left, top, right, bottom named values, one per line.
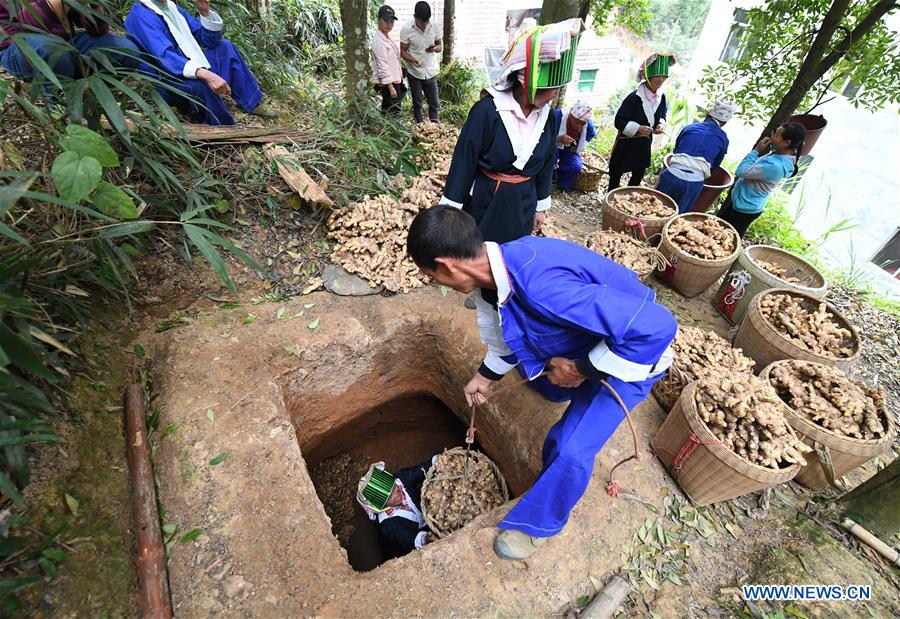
left=438, top=18, right=583, bottom=244
left=554, top=100, right=596, bottom=191
left=607, top=53, right=675, bottom=191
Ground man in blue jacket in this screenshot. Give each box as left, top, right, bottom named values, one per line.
left=125, top=0, right=277, bottom=125
left=407, top=205, right=677, bottom=561
left=656, top=100, right=735, bottom=213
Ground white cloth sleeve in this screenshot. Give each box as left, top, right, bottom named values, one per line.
left=414, top=531, right=428, bottom=549
left=183, top=59, right=204, bottom=78
left=200, top=10, right=223, bottom=31
left=475, top=292, right=516, bottom=377
left=535, top=196, right=551, bottom=212
left=437, top=195, right=464, bottom=209
left=622, top=121, right=640, bottom=137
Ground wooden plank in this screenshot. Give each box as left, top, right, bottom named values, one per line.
left=124, top=381, right=174, bottom=618
left=264, top=145, right=333, bottom=207
left=181, top=124, right=309, bottom=144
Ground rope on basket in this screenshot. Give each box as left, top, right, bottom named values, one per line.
left=652, top=433, right=723, bottom=480
left=647, top=247, right=670, bottom=273
left=625, top=218, right=648, bottom=241
left=470, top=372, right=641, bottom=499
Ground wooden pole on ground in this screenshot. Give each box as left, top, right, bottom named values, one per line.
left=124, top=380, right=173, bottom=618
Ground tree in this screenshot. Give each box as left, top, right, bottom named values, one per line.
left=443, top=0, right=454, bottom=65
left=339, top=0, right=370, bottom=104
left=699, top=0, right=900, bottom=137
left=646, top=0, right=711, bottom=62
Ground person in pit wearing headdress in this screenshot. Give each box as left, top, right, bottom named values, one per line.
left=438, top=18, right=583, bottom=245
left=656, top=100, right=736, bottom=213
left=357, top=457, right=437, bottom=560
left=553, top=99, right=596, bottom=191
left=406, top=205, right=677, bottom=561
left=607, top=53, right=675, bottom=191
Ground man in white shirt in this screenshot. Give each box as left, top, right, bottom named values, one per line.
left=399, top=1, right=441, bottom=122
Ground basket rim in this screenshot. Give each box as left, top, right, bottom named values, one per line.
left=676, top=381, right=801, bottom=484
left=759, top=360, right=896, bottom=450
left=603, top=186, right=677, bottom=223
left=744, top=244, right=827, bottom=292
left=660, top=212, right=741, bottom=266
left=750, top=288, right=862, bottom=359
left=420, top=447, right=510, bottom=539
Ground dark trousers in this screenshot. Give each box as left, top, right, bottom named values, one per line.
left=607, top=167, right=646, bottom=191
left=408, top=75, right=439, bottom=122
left=717, top=195, right=761, bottom=238
left=379, top=83, right=407, bottom=113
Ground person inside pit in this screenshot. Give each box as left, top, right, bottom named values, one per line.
left=655, top=100, right=735, bottom=213
left=607, top=53, right=675, bottom=191
left=406, top=205, right=677, bottom=561
left=716, top=122, right=807, bottom=238
left=357, top=457, right=437, bottom=560
left=553, top=99, right=597, bottom=191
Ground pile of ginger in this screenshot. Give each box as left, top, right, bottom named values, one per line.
left=667, top=216, right=737, bottom=260
left=759, top=293, right=856, bottom=358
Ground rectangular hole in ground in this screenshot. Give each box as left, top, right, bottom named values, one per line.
left=306, top=393, right=475, bottom=572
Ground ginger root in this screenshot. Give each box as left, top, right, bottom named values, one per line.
left=608, top=190, right=674, bottom=218
left=759, top=293, right=856, bottom=358
left=667, top=216, right=737, bottom=260
left=421, top=450, right=507, bottom=536
left=768, top=360, right=889, bottom=440
left=585, top=230, right=666, bottom=279
left=694, top=374, right=812, bottom=469
left=754, top=259, right=806, bottom=285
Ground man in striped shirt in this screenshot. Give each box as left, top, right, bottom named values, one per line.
left=1, top=0, right=139, bottom=82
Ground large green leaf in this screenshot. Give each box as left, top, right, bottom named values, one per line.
left=0, top=323, right=54, bottom=380
left=51, top=152, right=102, bottom=202
left=90, top=181, right=137, bottom=219
left=99, top=220, right=156, bottom=239
left=59, top=125, right=119, bottom=167
left=0, top=471, right=24, bottom=508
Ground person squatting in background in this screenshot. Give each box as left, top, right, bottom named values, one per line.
left=655, top=99, right=735, bottom=213
left=607, top=53, right=675, bottom=191
left=400, top=1, right=441, bottom=123
left=554, top=100, right=596, bottom=191
left=1, top=0, right=139, bottom=82
left=125, top=0, right=278, bottom=125
left=717, top=122, right=807, bottom=238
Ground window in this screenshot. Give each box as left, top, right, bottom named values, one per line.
left=576, top=69, right=597, bottom=93
left=719, top=8, right=749, bottom=62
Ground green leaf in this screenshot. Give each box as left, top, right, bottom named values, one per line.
left=51, top=152, right=102, bottom=202
left=160, top=423, right=179, bottom=438
left=0, top=471, right=24, bottom=507
left=59, top=125, right=119, bottom=167
left=575, top=595, right=590, bottom=607
left=38, top=557, right=57, bottom=576
left=243, top=314, right=256, bottom=325
left=179, top=528, right=204, bottom=543
left=276, top=306, right=285, bottom=320
left=209, top=451, right=230, bottom=466
left=99, top=221, right=156, bottom=239
left=0, top=323, right=55, bottom=379
left=90, top=181, right=137, bottom=219
left=439, top=285, right=449, bottom=297
left=8, top=34, right=62, bottom=90
left=307, top=317, right=320, bottom=329
left=206, top=409, right=215, bottom=422
left=134, top=344, right=145, bottom=359
left=183, top=223, right=236, bottom=294
left=0, top=576, right=43, bottom=596
left=41, top=548, right=67, bottom=562
left=162, top=523, right=177, bottom=536
left=303, top=303, right=316, bottom=309
left=64, top=493, right=79, bottom=516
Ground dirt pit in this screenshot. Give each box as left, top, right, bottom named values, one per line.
left=306, top=393, right=498, bottom=571
left=145, top=288, right=676, bottom=616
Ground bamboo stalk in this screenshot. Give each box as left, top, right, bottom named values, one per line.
left=580, top=575, right=630, bottom=619
left=124, top=382, right=174, bottom=618
left=842, top=518, right=900, bottom=567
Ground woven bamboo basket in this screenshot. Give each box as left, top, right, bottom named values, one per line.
left=713, top=245, right=828, bottom=325
left=602, top=187, right=677, bottom=241
left=760, top=360, right=895, bottom=490
left=420, top=447, right=509, bottom=539
left=570, top=165, right=607, bottom=192
left=656, top=213, right=741, bottom=298
left=651, top=381, right=801, bottom=506
left=584, top=230, right=669, bottom=281
left=733, top=288, right=861, bottom=373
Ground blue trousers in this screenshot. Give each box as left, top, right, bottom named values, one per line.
left=0, top=32, right=140, bottom=81
left=656, top=168, right=704, bottom=214
left=555, top=149, right=583, bottom=191
left=497, top=373, right=659, bottom=537
left=156, top=39, right=263, bottom=126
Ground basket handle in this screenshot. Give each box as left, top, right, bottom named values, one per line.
left=813, top=440, right=847, bottom=492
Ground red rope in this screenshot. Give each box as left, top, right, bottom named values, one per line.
left=625, top=218, right=648, bottom=241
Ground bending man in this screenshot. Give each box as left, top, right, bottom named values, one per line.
left=407, top=205, right=677, bottom=561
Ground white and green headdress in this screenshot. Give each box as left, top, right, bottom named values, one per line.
left=638, top=53, right=676, bottom=82
left=356, top=462, right=396, bottom=512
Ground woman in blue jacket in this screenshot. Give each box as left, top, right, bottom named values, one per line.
left=717, top=122, right=806, bottom=237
